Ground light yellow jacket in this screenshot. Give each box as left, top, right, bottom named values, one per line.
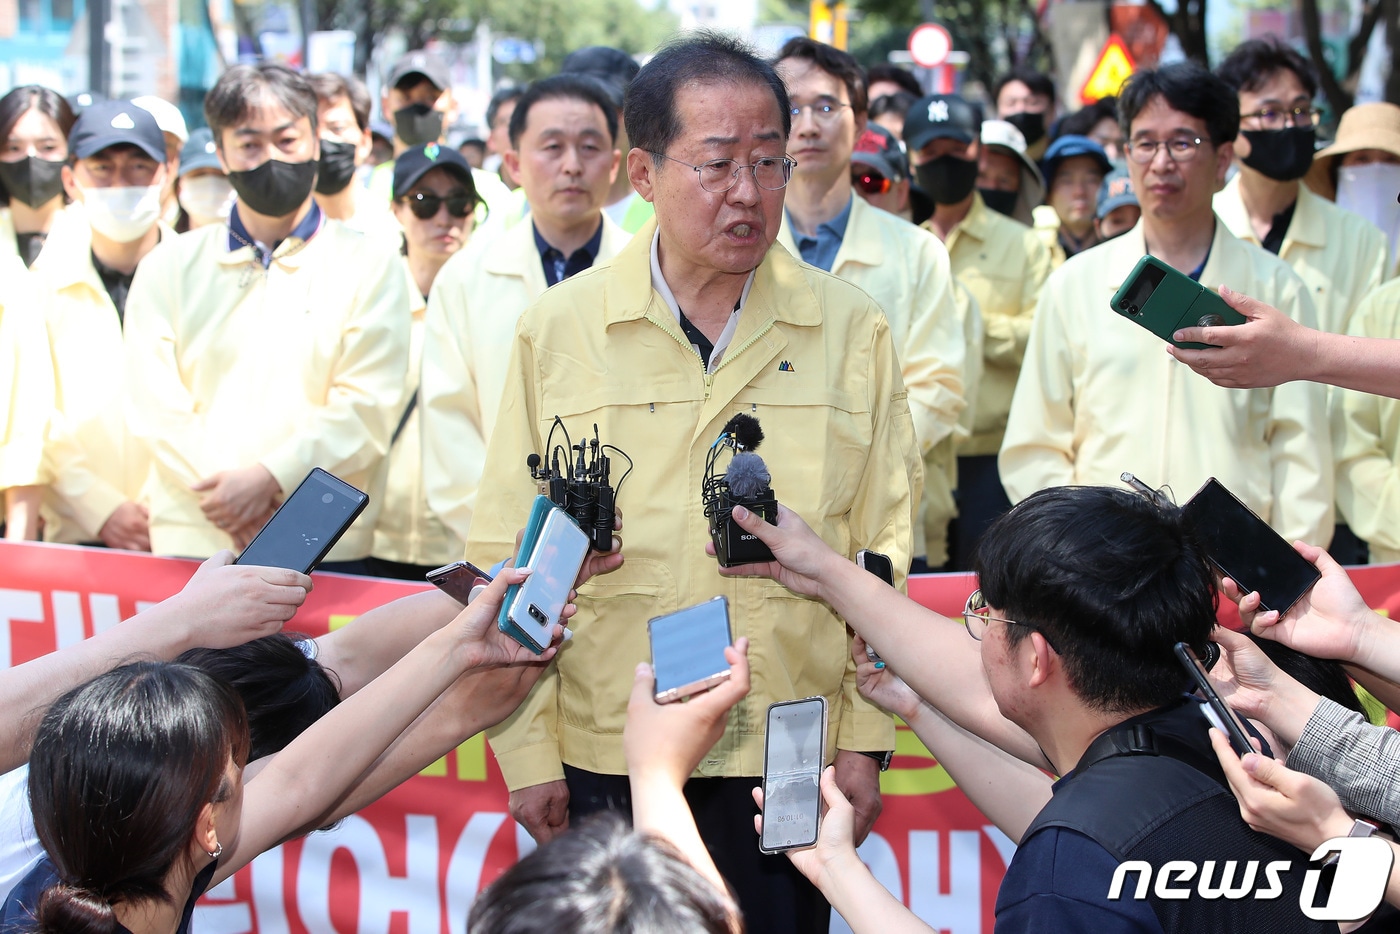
left=1032, top=203, right=1068, bottom=269
left=0, top=256, right=51, bottom=490
left=926, top=192, right=1053, bottom=456
left=1335, top=278, right=1400, bottom=561
left=468, top=221, right=918, bottom=788
left=122, top=218, right=411, bottom=559
left=421, top=214, right=631, bottom=545
left=0, top=204, right=84, bottom=267
left=1000, top=219, right=1333, bottom=545
left=369, top=260, right=464, bottom=567
left=1215, top=175, right=1389, bottom=336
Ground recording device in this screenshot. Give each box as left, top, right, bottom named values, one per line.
left=1110, top=255, right=1246, bottom=349
left=703, top=414, right=779, bottom=567
left=760, top=696, right=827, bottom=853
left=526, top=418, right=632, bottom=554
left=1175, top=642, right=1256, bottom=757
left=648, top=596, right=733, bottom=704
left=1182, top=478, right=1321, bottom=615
left=235, top=468, right=368, bottom=575
left=856, top=550, right=894, bottom=663
left=426, top=560, right=493, bottom=606
left=503, top=506, right=591, bottom=654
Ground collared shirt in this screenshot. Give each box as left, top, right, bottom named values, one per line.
left=1260, top=200, right=1297, bottom=256
left=228, top=201, right=324, bottom=267
left=91, top=249, right=136, bottom=324
left=534, top=218, right=604, bottom=287
left=648, top=228, right=753, bottom=373
left=788, top=194, right=853, bottom=272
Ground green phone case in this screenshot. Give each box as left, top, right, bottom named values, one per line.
left=1110, top=254, right=1246, bottom=349
left=497, top=495, right=557, bottom=654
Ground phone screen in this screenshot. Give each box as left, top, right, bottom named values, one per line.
left=761, top=697, right=826, bottom=853
left=508, top=510, right=589, bottom=650
left=1174, top=642, right=1255, bottom=757
left=857, top=550, right=895, bottom=586
left=1182, top=478, right=1320, bottom=614
left=236, top=469, right=368, bottom=574
left=649, top=598, right=732, bottom=701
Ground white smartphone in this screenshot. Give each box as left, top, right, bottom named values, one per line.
left=504, top=508, right=590, bottom=652
left=649, top=597, right=732, bottom=704
left=759, top=696, right=828, bottom=854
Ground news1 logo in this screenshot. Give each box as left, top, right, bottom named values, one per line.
left=1108, top=837, right=1394, bottom=921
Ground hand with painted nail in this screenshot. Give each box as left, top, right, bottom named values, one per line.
left=852, top=635, right=922, bottom=721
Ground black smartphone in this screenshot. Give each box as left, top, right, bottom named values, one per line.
left=235, top=468, right=369, bottom=575
left=760, top=696, right=828, bottom=853
left=648, top=597, right=733, bottom=704
left=856, top=549, right=894, bottom=663
left=1181, top=478, right=1321, bottom=615
left=1175, top=642, right=1255, bottom=757
left=426, top=560, right=494, bottom=606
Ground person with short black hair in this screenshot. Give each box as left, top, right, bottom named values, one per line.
left=561, top=46, right=655, bottom=232
left=308, top=73, right=399, bottom=241
left=457, top=136, right=486, bottom=168
left=866, top=62, right=922, bottom=101
left=484, top=85, right=523, bottom=187
left=993, top=66, right=1056, bottom=158
left=868, top=90, right=916, bottom=142
left=1055, top=96, right=1122, bottom=162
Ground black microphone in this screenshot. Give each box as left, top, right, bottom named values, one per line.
left=704, top=417, right=778, bottom=567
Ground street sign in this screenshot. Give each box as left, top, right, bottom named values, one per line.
left=908, top=23, right=953, bottom=69
left=1080, top=34, right=1135, bottom=104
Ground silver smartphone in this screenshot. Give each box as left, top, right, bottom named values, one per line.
left=649, top=597, right=732, bottom=704
left=426, top=560, right=494, bottom=606
left=759, top=696, right=828, bottom=854
left=504, top=508, right=590, bottom=652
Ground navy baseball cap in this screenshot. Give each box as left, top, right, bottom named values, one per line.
left=178, top=127, right=222, bottom=177
left=393, top=141, right=475, bottom=199
left=1096, top=167, right=1138, bottom=219
left=69, top=100, right=167, bottom=163
left=851, top=124, right=908, bottom=182
left=387, top=51, right=451, bottom=92
left=1042, top=135, right=1112, bottom=182
left=904, top=95, right=981, bottom=154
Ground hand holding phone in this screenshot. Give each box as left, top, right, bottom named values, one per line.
left=1111, top=255, right=1246, bottom=349
left=760, top=696, right=828, bottom=853
left=649, top=597, right=733, bottom=704
left=427, top=560, right=494, bottom=606
left=1175, top=642, right=1255, bottom=757
left=856, top=549, right=894, bottom=664
left=503, top=507, right=590, bottom=653
left=235, top=468, right=368, bottom=575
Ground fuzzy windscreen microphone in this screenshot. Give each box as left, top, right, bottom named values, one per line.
left=725, top=452, right=771, bottom=498
left=722, top=413, right=765, bottom=451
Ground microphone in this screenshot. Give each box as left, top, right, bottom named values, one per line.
left=703, top=416, right=779, bottom=567
left=725, top=453, right=770, bottom=498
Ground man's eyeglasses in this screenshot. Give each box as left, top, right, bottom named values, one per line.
left=1239, top=106, right=1322, bottom=131
left=400, top=191, right=478, bottom=220
left=790, top=101, right=852, bottom=125
left=963, top=589, right=1056, bottom=649
left=1123, top=136, right=1204, bottom=165
left=649, top=152, right=797, bottom=193
left=851, top=170, right=892, bottom=196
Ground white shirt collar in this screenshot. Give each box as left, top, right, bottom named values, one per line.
left=648, top=229, right=755, bottom=373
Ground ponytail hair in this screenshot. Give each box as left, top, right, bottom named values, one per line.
left=35, top=883, right=120, bottom=934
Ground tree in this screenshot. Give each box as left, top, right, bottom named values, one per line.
left=1300, top=0, right=1400, bottom=112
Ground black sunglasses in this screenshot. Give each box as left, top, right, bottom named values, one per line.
left=401, top=191, right=477, bottom=220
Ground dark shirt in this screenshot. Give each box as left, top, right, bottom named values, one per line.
left=534, top=219, right=604, bottom=287
left=91, top=249, right=136, bottom=325
left=228, top=201, right=324, bottom=268
left=789, top=195, right=853, bottom=272
left=0, top=857, right=217, bottom=934
left=1260, top=200, right=1297, bottom=256
left=15, top=232, right=45, bottom=269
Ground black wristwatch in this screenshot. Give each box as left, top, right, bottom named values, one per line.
left=856, top=749, right=894, bottom=771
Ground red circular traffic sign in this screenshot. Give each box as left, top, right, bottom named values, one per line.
left=908, top=23, right=953, bottom=68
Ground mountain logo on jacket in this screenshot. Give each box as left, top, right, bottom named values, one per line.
left=778, top=360, right=795, bottom=373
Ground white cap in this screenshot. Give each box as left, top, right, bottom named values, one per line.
left=132, top=95, right=189, bottom=145
left=980, top=119, right=1045, bottom=226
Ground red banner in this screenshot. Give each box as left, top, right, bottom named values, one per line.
left=4, top=541, right=1399, bottom=933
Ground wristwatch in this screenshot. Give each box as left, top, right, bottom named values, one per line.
left=856, top=749, right=894, bottom=771
left=1349, top=818, right=1380, bottom=838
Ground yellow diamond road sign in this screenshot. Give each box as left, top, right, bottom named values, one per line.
left=1080, top=34, right=1135, bottom=104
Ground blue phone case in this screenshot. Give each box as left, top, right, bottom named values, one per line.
left=497, top=495, right=558, bottom=653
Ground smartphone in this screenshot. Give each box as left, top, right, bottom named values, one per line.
left=1110, top=255, right=1247, bottom=349
left=856, top=550, right=894, bottom=663
left=760, top=696, right=828, bottom=854
left=498, top=495, right=556, bottom=640
left=1182, top=478, right=1321, bottom=615
left=426, top=560, right=494, bottom=606
left=235, top=468, right=369, bottom=575
left=1175, top=642, right=1255, bottom=757
left=503, top=508, right=590, bottom=653
left=649, top=597, right=733, bottom=704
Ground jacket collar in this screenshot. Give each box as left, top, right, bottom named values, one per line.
left=483, top=211, right=630, bottom=299
left=1216, top=173, right=1326, bottom=251
left=776, top=192, right=886, bottom=271
left=1103, top=213, right=1239, bottom=290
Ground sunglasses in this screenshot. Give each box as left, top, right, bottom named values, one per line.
left=401, top=191, right=477, bottom=220
left=851, top=170, right=893, bottom=196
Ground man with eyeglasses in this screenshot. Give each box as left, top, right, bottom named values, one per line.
left=463, top=34, right=919, bottom=934
left=773, top=37, right=965, bottom=570
left=1001, top=62, right=1332, bottom=547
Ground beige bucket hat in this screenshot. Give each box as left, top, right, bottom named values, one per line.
left=1305, top=101, right=1400, bottom=200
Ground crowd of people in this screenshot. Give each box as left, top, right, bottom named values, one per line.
left=4, top=23, right=1400, bottom=934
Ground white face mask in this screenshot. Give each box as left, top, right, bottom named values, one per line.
left=1336, top=162, right=1400, bottom=267
left=178, top=175, right=235, bottom=226
left=80, top=184, right=164, bottom=243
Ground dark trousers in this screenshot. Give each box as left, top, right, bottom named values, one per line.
left=564, top=765, right=832, bottom=934
left=949, top=454, right=1014, bottom=571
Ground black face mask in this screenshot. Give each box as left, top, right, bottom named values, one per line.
left=393, top=104, right=444, bottom=148
left=1004, top=111, right=1046, bottom=147
left=315, top=139, right=359, bottom=195
left=915, top=156, right=980, bottom=205
left=1240, top=126, right=1317, bottom=182
left=227, top=157, right=318, bottom=218
left=0, top=156, right=66, bottom=208
left=979, top=187, right=1020, bottom=218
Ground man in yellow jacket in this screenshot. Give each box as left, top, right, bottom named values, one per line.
left=423, top=75, right=630, bottom=547
left=772, top=37, right=964, bottom=570
left=123, top=63, right=410, bottom=564
left=465, top=35, right=918, bottom=933
left=1001, top=63, right=1332, bottom=546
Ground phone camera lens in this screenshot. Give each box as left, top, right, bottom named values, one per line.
left=321, top=493, right=335, bottom=504
left=528, top=604, right=547, bottom=624
left=1125, top=303, right=1139, bottom=316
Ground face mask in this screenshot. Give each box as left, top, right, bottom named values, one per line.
left=1004, top=111, right=1046, bottom=147
left=0, top=156, right=66, bottom=208
left=393, top=104, right=444, bottom=148
left=1240, top=126, right=1316, bottom=182
left=226, top=157, right=318, bottom=218
left=315, top=139, right=359, bottom=195
left=80, top=184, right=164, bottom=242
left=979, top=187, right=1019, bottom=218
left=915, top=155, right=980, bottom=205
left=1337, top=161, right=1400, bottom=268
left=178, top=174, right=235, bottom=225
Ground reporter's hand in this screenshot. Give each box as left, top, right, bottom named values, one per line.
left=509, top=780, right=570, bottom=845
left=753, top=766, right=860, bottom=887
left=193, top=464, right=281, bottom=540
left=176, top=550, right=313, bottom=647
left=578, top=508, right=624, bottom=587
left=1166, top=286, right=1317, bottom=389
left=1209, top=728, right=1353, bottom=852
left=450, top=566, right=566, bottom=670
left=853, top=635, right=921, bottom=721
left=99, top=501, right=151, bottom=551
left=707, top=504, right=837, bottom=599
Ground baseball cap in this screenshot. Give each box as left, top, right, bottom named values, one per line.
left=178, top=128, right=222, bottom=177
left=66, top=90, right=108, bottom=116
left=1041, top=134, right=1112, bottom=182
left=981, top=119, right=1045, bottom=224
left=69, top=100, right=167, bottom=163
left=851, top=124, right=908, bottom=182
left=387, top=51, right=451, bottom=92
left=1096, top=167, right=1138, bottom=219
left=132, top=95, right=189, bottom=145
left=392, top=141, right=475, bottom=199
left=904, top=95, right=981, bottom=154
left=561, top=46, right=640, bottom=109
